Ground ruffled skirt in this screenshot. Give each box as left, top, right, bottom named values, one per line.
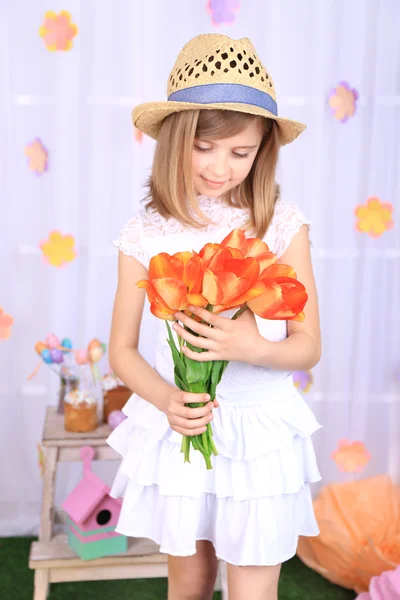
left=107, top=381, right=321, bottom=566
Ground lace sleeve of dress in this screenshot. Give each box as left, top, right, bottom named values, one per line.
left=113, top=213, right=148, bottom=269
left=271, top=200, right=312, bottom=258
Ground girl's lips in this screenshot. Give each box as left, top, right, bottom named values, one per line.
left=201, top=177, right=227, bottom=188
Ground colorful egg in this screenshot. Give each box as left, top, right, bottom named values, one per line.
left=41, top=349, right=53, bottom=364
left=35, top=342, right=47, bottom=356
left=76, top=349, right=88, bottom=365
left=61, top=338, right=73, bottom=352
left=89, top=347, right=104, bottom=363
left=51, top=349, right=64, bottom=363
left=88, top=339, right=104, bottom=363
left=45, top=333, right=60, bottom=350
left=108, top=410, right=126, bottom=429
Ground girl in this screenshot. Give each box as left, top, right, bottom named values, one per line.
left=108, top=34, right=322, bottom=600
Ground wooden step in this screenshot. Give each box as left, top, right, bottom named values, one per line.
left=29, top=534, right=168, bottom=583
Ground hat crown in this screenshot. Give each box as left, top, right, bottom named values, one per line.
left=167, top=34, right=276, bottom=101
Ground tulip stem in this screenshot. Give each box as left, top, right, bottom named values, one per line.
left=181, top=435, right=190, bottom=463
left=232, top=305, right=249, bottom=321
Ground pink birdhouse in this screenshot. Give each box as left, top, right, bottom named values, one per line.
left=61, top=446, right=127, bottom=560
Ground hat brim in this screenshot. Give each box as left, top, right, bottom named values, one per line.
left=132, top=101, right=306, bottom=146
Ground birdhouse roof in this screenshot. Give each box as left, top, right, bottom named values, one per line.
left=62, top=470, right=114, bottom=525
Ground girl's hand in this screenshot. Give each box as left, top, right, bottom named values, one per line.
left=166, top=389, right=219, bottom=437
left=172, top=305, right=265, bottom=364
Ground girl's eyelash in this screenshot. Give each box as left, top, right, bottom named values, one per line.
left=194, top=145, right=248, bottom=159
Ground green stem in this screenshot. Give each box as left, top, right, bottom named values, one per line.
left=204, top=453, right=212, bottom=470
left=207, top=423, right=219, bottom=456
left=181, top=435, right=190, bottom=463
left=201, top=429, right=209, bottom=456
left=231, top=304, right=249, bottom=320
left=177, top=332, right=184, bottom=358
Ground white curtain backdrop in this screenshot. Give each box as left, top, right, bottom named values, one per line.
left=1, top=0, right=399, bottom=536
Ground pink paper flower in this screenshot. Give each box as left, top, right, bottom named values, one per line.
left=39, top=10, right=78, bottom=52
left=329, top=81, right=358, bottom=123
left=207, top=0, right=240, bottom=26
left=356, top=565, right=400, bottom=599
left=355, top=197, right=394, bottom=238
left=332, top=439, right=371, bottom=473
left=39, top=231, right=77, bottom=268
left=134, top=127, right=144, bottom=144
left=24, top=138, right=48, bottom=176
left=0, top=308, right=14, bottom=340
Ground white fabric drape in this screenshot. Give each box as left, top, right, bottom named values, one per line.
left=1, top=0, right=399, bottom=535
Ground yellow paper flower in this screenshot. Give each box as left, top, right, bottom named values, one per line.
left=39, top=231, right=77, bottom=267
left=297, top=476, right=400, bottom=593
left=24, top=138, right=48, bottom=175
left=355, top=197, right=394, bottom=238
left=39, top=11, right=78, bottom=52
left=37, top=443, right=45, bottom=477
left=0, top=308, right=14, bottom=340
left=332, top=439, right=371, bottom=473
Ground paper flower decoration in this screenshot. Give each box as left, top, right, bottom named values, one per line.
left=37, top=443, right=45, bottom=477
left=134, top=127, right=144, bottom=144
left=39, top=231, right=77, bottom=268
left=24, top=138, right=48, bottom=176
left=356, top=566, right=400, bottom=599
left=0, top=308, right=14, bottom=340
left=329, top=81, right=359, bottom=123
left=39, top=11, right=78, bottom=51
left=293, top=370, right=313, bottom=392
left=297, top=476, right=400, bottom=593
left=332, top=439, right=371, bottom=473
left=355, top=197, right=394, bottom=238
left=207, top=0, right=240, bottom=26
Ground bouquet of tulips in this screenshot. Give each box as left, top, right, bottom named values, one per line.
left=137, top=229, right=307, bottom=469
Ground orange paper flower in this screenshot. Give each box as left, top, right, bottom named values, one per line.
left=0, top=308, right=14, bottom=340
left=297, top=475, right=400, bottom=593
left=332, top=439, right=371, bottom=473
left=39, top=231, right=77, bottom=268
left=355, top=197, right=394, bottom=238
left=39, top=11, right=78, bottom=52
left=329, top=81, right=358, bottom=123
left=24, top=138, right=48, bottom=175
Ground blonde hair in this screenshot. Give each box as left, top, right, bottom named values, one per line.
left=144, top=109, right=280, bottom=238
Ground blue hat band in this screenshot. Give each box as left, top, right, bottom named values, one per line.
left=168, top=83, right=278, bottom=116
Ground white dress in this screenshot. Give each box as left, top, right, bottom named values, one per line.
left=107, top=195, right=321, bottom=566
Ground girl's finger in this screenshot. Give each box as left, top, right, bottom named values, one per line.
left=188, top=305, right=223, bottom=328
left=177, top=403, right=214, bottom=419
left=172, top=323, right=213, bottom=349
left=174, top=312, right=216, bottom=338
left=173, top=425, right=208, bottom=437
left=182, top=346, right=216, bottom=362
left=173, top=412, right=213, bottom=430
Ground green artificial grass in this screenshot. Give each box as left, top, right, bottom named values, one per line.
left=0, top=537, right=356, bottom=599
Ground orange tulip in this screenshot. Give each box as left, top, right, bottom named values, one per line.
left=201, top=250, right=265, bottom=313
left=221, top=228, right=277, bottom=274
left=136, top=252, right=208, bottom=320
left=247, top=264, right=308, bottom=321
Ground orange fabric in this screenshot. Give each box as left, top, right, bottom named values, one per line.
left=297, top=476, right=400, bottom=593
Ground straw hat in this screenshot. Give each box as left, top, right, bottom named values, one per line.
left=132, top=34, right=306, bottom=146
